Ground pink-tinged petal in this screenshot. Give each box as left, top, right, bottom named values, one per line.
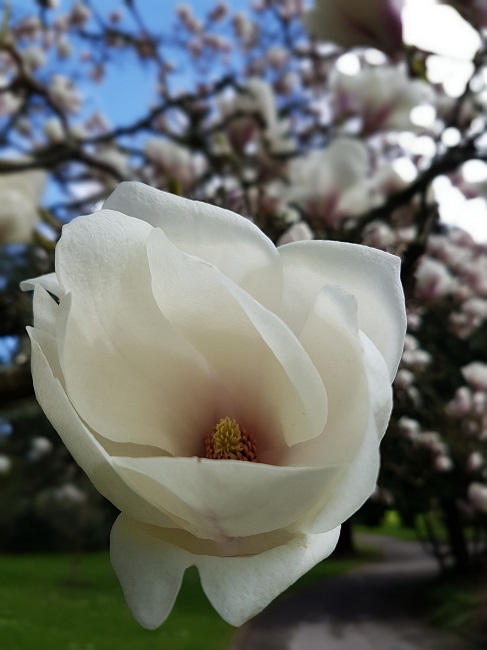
left=28, top=328, right=181, bottom=530
left=110, top=514, right=341, bottom=628
left=147, top=227, right=327, bottom=450
left=20, top=272, right=62, bottom=297
left=55, top=210, right=212, bottom=455
left=281, top=284, right=369, bottom=467
left=279, top=240, right=406, bottom=380
left=292, top=332, right=392, bottom=534
left=111, top=455, right=343, bottom=541
left=103, top=182, right=282, bottom=312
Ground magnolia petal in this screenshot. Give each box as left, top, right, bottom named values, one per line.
left=199, top=527, right=341, bottom=627
left=20, top=272, right=62, bottom=297
left=111, top=455, right=343, bottom=541
left=33, top=284, right=58, bottom=335
left=55, top=211, right=212, bottom=455
left=110, top=514, right=341, bottom=628
left=359, top=331, right=394, bottom=441
left=147, top=227, right=327, bottom=449
left=28, top=328, right=180, bottom=531
left=282, top=284, right=369, bottom=467
left=293, top=332, right=392, bottom=534
left=110, top=515, right=188, bottom=630
left=278, top=240, right=406, bottom=380
left=103, top=181, right=282, bottom=312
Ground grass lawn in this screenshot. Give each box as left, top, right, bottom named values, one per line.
left=0, top=547, right=373, bottom=650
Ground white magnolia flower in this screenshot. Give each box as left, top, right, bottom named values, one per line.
left=332, top=66, right=434, bottom=134
left=303, top=0, right=404, bottom=55
left=271, top=138, right=373, bottom=228
left=23, top=182, right=406, bottom=627
left=0, top=169, right=45, bottom=244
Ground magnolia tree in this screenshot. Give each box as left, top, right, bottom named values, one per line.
left=0, top=0, right=487, bottom=623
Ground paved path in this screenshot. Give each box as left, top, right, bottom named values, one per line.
left=232, top=534, right=479, bottom=650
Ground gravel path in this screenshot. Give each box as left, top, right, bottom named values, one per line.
left=232, top=534, right=479, bottom=650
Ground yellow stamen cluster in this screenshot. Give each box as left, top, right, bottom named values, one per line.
left=205, top=417, right=258, bottom=462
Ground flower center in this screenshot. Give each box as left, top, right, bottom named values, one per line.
left=204, top=416, right=258, bottom=462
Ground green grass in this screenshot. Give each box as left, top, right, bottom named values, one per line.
left=0, top=553, right=232, bottom=650
left=0, top=547, right=373, bottom=650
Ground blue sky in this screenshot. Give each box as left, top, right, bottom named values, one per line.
left=11, top=0, right=252, bottom=128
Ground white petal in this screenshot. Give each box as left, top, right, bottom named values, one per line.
left=294, top=332, right=392, bottom=534
left=110, top=514, right=341, bottom=628
left=278, top=240, right=406, bottom=380
left=55, top=210, right=212, bottom=454
left=199, top=527, right=340, bottom=626
left=111, top=455, right=343, bottom=541
left=20, top=272, right=62, bottom=297
left=147, top=226, right=327, bottom=449
left=103, top=182, right=282, bottom=311
left=28, top=328, right=180, bottom=530
left=110, top=515, right=188, bottom=630
left=33, top=284, right=58, bottom=335
left=281, top=284, right=369, bottom=467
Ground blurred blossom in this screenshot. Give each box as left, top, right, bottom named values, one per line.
left=0, top=454, right=11, bottom=475
left=467, top=451, right=484, bottom=473
left=398, top=416, right=421, bottom=437
left=28, top=436, right=53, bottom=462
left=69, top=2, right=92, bottom=26
left=145, top=138, right=196, bottom=189
left=277, top=221, right=314, bottom=246
left=0, top=169, right=45, bottom=244
left=440, top=0, right=487, bottom=29
left=49, top=75, right=82, bottom=113
left=43, top=117, right=66, bottom=143
left=332, top=66, right=435, bottom=134
left=434, top=455, right=453, bottom=472
left=394, top=368, right=415, bottom=390
left=94, top=147, right=130, bottom=187
left=232, top=11, right=257, bottom=46
left=270, top=138, right=373, bottom=228
left=362, top=221, right=397, bottom=251
left=303, top=0, right=404, bottom=55
left=22, top=45, right=47, bottom=72
left=468, top=482, right=487, bottom=513
left=462, top=362, right=487, bottom=391
left=54, top=483, right=88, bottom=505
left=446, top=386, right=473, bottom=417
left=415, top=257, right=455, bottom=301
